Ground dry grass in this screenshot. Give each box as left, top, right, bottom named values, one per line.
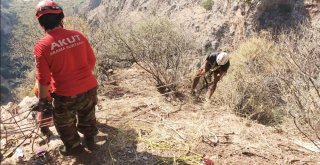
left=2, top=56, right=320, bottom=164
left=212, top=34, right=286, bottom=125
left=212, top=24, right=319, bottom=146
left=100, top=64, right=320, bottom=163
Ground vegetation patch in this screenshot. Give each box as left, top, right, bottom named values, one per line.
left=276, top=25, right=320, bottom=146
left=201, top=0, right=214, bottom=11
left=0, top=85, right=10, bottom=102
left=278, top=4, right=293, bottom=14
left=97, top=18, right=195, bottom=94
left=213, top=35, right=286, bottom=125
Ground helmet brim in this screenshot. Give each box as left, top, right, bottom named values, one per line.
left=36, top=9, right=63, bottom=19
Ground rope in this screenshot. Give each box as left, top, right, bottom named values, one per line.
left=1, top=102, right=54, bottom=161
left=1, top=109, right=31, bottom=124
left=155, top=78, right=191, bottom=89
left=153, top=68, right=216, bottom=90
left=3, top=127, right=37, bottom=159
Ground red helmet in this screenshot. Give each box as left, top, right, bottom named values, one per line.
left=35, top=0, right=63, bottom=19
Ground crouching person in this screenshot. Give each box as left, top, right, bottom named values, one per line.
left=191, top=52, right=230, bottom=100
left=34, top=0, right=99, bottom=156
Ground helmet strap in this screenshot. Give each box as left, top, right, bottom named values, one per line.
left=59, top=20, right=64, bottom=28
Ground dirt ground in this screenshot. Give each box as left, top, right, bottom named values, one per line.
left=1, top=64, right=320, bottom=165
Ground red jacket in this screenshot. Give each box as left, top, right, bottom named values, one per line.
left=34, top=28, right=97, bottom=96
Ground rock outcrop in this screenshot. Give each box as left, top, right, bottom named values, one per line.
left=79, top=0, right=319, bottom=51
left=77, top=0, right=102, bottom=16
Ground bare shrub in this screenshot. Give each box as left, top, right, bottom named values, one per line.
left=276, top=25, right=320, bottom=148
left=64, top=16, right=92, bottom=36
left=91, top=25, right=116, bottom=85
left=98, top=18, right=194, bottom=93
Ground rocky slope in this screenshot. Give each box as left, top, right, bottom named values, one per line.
left=1, top=0, right=319, bottom=164
left=79, top=0, right=319, bottom=51
left=1, top=65, right=320, bottom=164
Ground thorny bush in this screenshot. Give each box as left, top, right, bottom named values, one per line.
left=98, top=18, right=194, bottom=94
left=276, top=25, right=320, bottom=149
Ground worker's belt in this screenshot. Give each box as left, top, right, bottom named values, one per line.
left=51, top=86, right=97, bottom=101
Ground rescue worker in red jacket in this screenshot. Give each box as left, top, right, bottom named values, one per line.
left=34, top=0, right=98, bottom=156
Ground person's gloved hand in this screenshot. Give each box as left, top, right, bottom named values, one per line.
left=38, top=99, right=51, bottom=112
left=37, top=99, right=53, bottom=127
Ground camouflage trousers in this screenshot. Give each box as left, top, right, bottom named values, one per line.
left=51, top=87, right=98, bottom=149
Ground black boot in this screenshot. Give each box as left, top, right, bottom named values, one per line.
left=40, top=127, right=53, bottom=137
left=59, top=144, right=86, bottom=156
left=83, top=136, right=97, bottom=150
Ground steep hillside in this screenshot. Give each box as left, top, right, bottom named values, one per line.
left=1, top=0, right=319, bottom=164
left=0, top=8, right=14, bottom=51
left=81, top=0, right=319, bottom=51
left=0, top=0, right=16, bottom=102
left=1, top=65, right=319, bottom=164
left=0, top=0, right=15, bottom=54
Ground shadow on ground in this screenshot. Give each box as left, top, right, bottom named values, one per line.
left=25, top=123, right=190, bottom=165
